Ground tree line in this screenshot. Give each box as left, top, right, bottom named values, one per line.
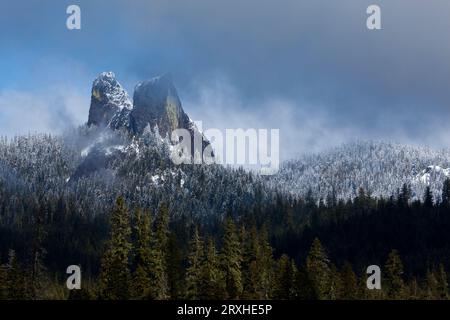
left=2, top=189, right=450, bottom=300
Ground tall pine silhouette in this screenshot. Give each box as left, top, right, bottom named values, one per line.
left=99, top=197, right=132, bottom=300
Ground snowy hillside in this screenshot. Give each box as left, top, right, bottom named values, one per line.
left=270, top=141, right=450, bottom=202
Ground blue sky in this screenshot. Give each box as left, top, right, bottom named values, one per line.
left=1, top=0, right=450, bottom=159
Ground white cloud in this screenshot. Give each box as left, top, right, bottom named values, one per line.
left=183, top=78, right=359, bottom=160
left=0, top=86, right=88, bottom=136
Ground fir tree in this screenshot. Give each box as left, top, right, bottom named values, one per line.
left=5, top=250, right=27, bottom=300
left=200, top=238, right=225, bottom=299
left=132, top=208, right=152, bottom=299
left=185, top=227, right=203, bottom=299
left=148, top=204, right=170, bottom=299
left=385, top=249, right=405, bottom=299
left=424, top=270, right=438, bottom=300
left=424, top=187, right=434, bottom=208
left=98, top=197, right=132, bottom=300
left=442, top=179, right=450, bottom=207
left=155, top=204, right=170, bottom=253
left=0, top=263, right=6, bottom=299
left=292, top=266, right=317, bottom=300
left=273, top=254, right=295, bottom=299
left=167, top=234, right=184, bottom=299
left=257, top=228, right=274, bottom=299
left=407, top=278, right=420, bottom=300
left=398, top=183, right=411, bottom=207
left=221, top=218, right=243, bottom=299
left=306, top=238, right=331, bottom=299
left=241, top=225, right=259, bottom=299
left=29, top=204, right=47, bottom=299
left=436, top=264, right=449, bottom=300
left=329, top=264, right=344, bottom=300
left=340, top=262, right=358, bottom=300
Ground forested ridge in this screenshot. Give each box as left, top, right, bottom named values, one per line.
left=2, top=184, right=450, bottom=299
left=2, top=133, right=450, bottom=299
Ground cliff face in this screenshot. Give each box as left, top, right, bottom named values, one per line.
left=75, top=72, right=212, bottom=180
left=88, top=72, right=207, bottom=148
left=129, top=74, right=191, bottom=137
left=87, top=72, right=132, bottom=127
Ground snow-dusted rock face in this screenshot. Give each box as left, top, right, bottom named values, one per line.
left=130, top=74, right=191, bottom=137
left=88, top=72, right=207, bottom=146
left=77, top=72, right=212, bottom=180
left=87, top=72, right=132, bottom=127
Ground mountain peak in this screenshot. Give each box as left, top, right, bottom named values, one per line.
left=83, top=72, right=211, bottom=172
left=131, top=73, right=185, bottom=137
left=87, top=71, right=132, bottom=127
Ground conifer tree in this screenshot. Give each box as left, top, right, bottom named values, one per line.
left=398, top=183, right=412, bottom=207
left=148, top=204, right=170, bottom=299
left=257, top=228, right=274, bottom=299
left=424, top=270, right=438, bottom=300
left=155, top=204, right=170, bottom=253
left=340, top=262, right=358, bottom=300
left=200, top=238, right=225, bottom=299
left=424, top=187, right=434, bottom=208
left=436, top=264, right=449, bottom=300
left=292, top=266, right=317, bottom=300
left=273, top=254, right=295, bottom=299
left=221, top=218, right=243, bottom=299
left=167, top=234, right=184, bottom=299
left=329, top=264, right=344, bottom=300
left=242, top=227, right=275, bottom=299
left=30, top=204, right=47, bottom=299
left=408, top=278, right=420, bottom=300
left=442, top=179, right=450, bottom=207
left=185, top=227, right=204, bottom=299
left=306, top=238, right=331, bottom=299
left=132, top=208, right=152, bottom=299
left=5, top=250, right=27, bottom=300
left=0, top=263, right=6, bottom=299
left=98, top=197, right=132, bottom=300
left=241, top=225, right=259, bottom=299
left=384, top=249, right=405, bottom=299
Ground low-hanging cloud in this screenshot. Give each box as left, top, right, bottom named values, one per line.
left=0, top=87, right=88, bottom=136
left=1, top=0, right=450, bottom=155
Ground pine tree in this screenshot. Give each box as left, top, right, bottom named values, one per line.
left=424, top=270, right=438, bottom=300
left=442, top=179, right=450, bottom=207
left=273, top=254, right=295, bottom=299
left=384, top=249, right=405, bottom=299
left=200, top=238, right=225, bottom=299
left=329, top=264, right=344, bottom=300
left=241, top=225, right=259, bottom=299
left=239, top=225, right=274, bottom=299
left=98, top=197, right=132, bottom=300
left=436, top=264, right=449, bottom=300
left=5, top=250, right=27, bottom=300
left=155, top=204, right=170, bottom=253
left=424, top=187, right=434, bottom=208
left=185, top=227, right=204, bottom=299
left=340, top=262, right=358, bottom=300
left=29, top=204, right=47, bottom=299
left=132, top=208, right=152, bottom=299
left=257, top=228, right=274, bottom=299
left=148, top=204, right=170, bottom=299
left=167, top=234, right=184, bottom=299
left=407, top=277, right=420, bottom=300
left=0, top=263, right=7, bottom=299
left=292, top=266, right=317, bottom=300
left=306, top=238, right=331, bottom=299
left=398, top=183, right=411, bottom=207
left=221, top=218, right=243, bottom=299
